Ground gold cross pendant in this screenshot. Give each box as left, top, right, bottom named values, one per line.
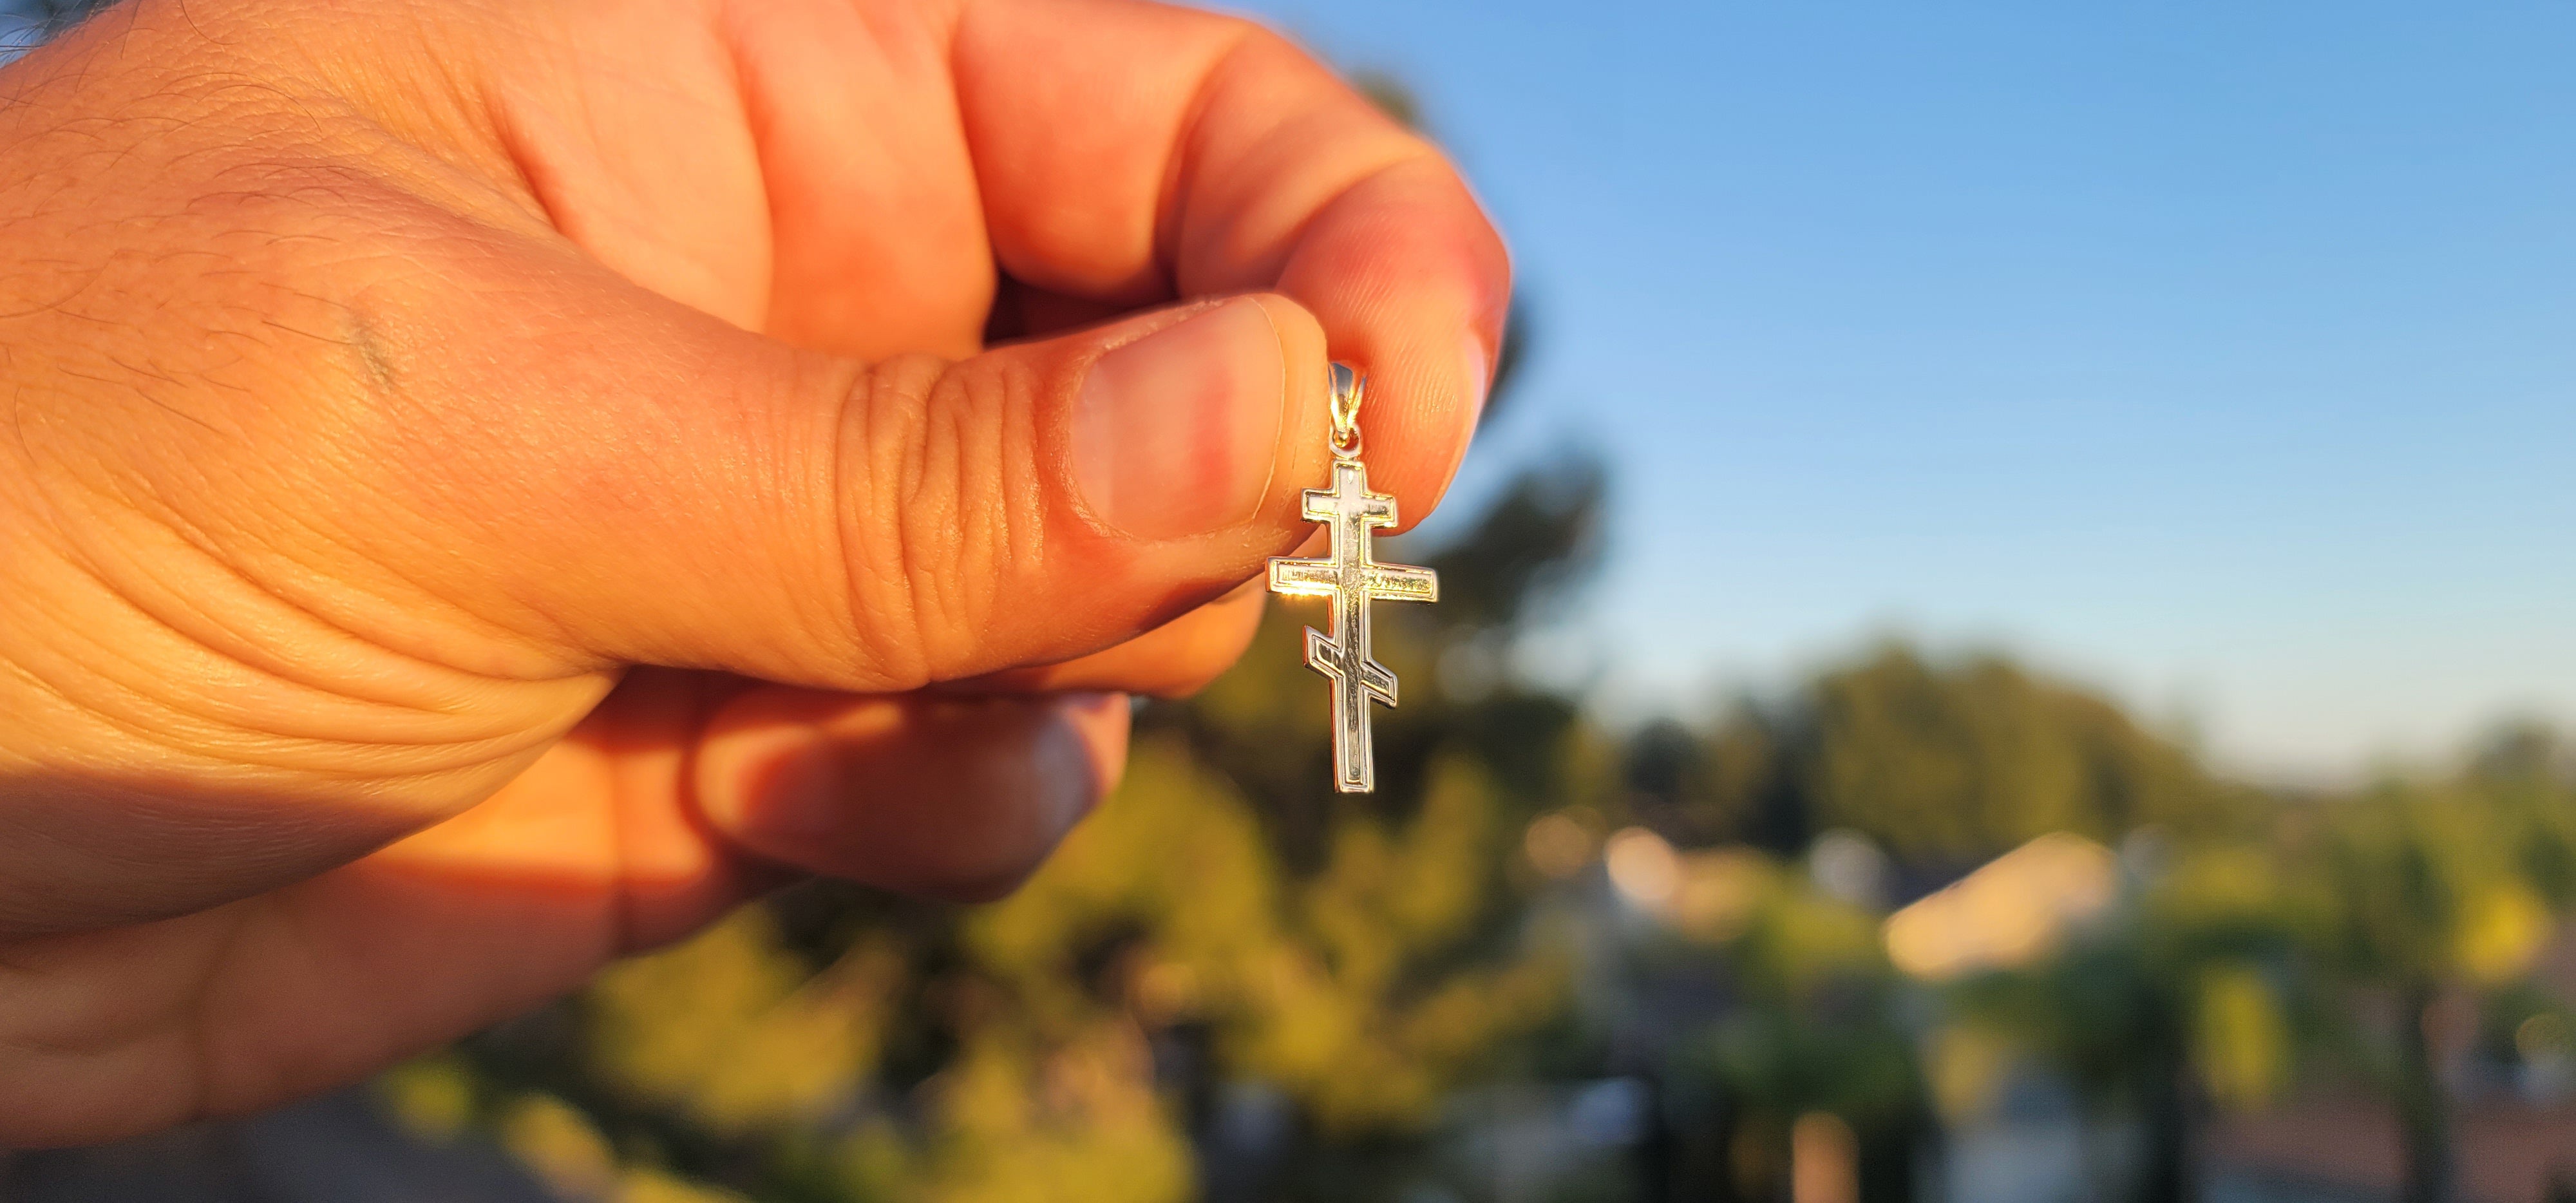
left=1267, top=366, right=1437, bottom=793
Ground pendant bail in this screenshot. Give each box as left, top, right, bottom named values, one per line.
left=1327, top=361, right=1365, bottom=459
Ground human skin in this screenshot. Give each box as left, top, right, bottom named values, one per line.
left=0, top=0, right=1504, bottom=1145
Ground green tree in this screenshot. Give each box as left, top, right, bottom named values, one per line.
left=2277, top=755, right=2576, bottom=1203
left=1937, top=726, right=2576, bottom=1203
left=1685, top=871, right=1925, bottom=1203
left=1653, top=645, right=2233, bottom=864
left=1947, top=840, right=2305, bottom=1203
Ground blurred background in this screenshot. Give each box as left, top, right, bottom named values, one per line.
left=5, top=1, right=2573, bottom=1201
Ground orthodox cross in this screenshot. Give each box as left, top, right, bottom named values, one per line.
left=1267, top=458, right=1438, bottom=791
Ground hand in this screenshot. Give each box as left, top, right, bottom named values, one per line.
left=0, top=0, right=1504, bottom=1144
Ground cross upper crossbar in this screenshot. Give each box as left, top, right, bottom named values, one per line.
left=1266, top=458, right=1439, bottom=792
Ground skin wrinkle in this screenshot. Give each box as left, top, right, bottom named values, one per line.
left=839, top=355, right=936, bottom=692
left=133, top=460, right=595, bottom=708
left=758, top=355, right=862, bottom=669
left=211, top=289, right=474, bottom=670
left=910, top=365, right=981, bottom=677
left=7, top=670, right=295, bottom=794
left=14, top=592, right=309, bottom=762
left=949, top=361, right=1019, bottom=674
left=998, top=354, right=1046, bottom=598
left=788, top=355, right=871, bottom=680
left=59, top=607, right=578, bottom=766
left=475, top=88, right=578, bottom=253
left=244, top=312, right=605, bottom=672
left=895, top=360, right=971, bottom=687
left=0, top=658, right=73, bottom=752
left=11, top=529, right=322, bottom=761
left=24, top=372, right=578, bottom=726
left=10, top=605, right=560, bottom=780
left=8, top=459, right=585, bottom=777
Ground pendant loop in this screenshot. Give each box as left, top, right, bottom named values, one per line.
left=1327, top=361, right=1365, bottom=459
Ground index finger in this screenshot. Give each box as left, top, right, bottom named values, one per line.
left=952, top=0, right=1510, bottom=528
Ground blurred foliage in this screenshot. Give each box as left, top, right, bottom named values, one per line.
left=396, top=631, right=2576, bottom=1203
left=1627, top=645, right=2239, bottom=862
left=1929, top=728, right=2576, bottom=1203
left=1683, top=874, right=1925, bottom=1203
left=382, top=393, right=2576, bottom=1202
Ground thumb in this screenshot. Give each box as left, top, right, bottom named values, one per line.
left=381, top=280, right=1334, bottom=689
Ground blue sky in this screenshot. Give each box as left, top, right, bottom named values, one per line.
left=1227, top=0, right=2576, bottom=781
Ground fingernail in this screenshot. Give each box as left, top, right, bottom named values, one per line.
left=1074, top=298, right=1287, bottom=540
left=1461, top=330, right=1494, bottom=419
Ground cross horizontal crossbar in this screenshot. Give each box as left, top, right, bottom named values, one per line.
left=1265, top=559, right=1437, bottom=603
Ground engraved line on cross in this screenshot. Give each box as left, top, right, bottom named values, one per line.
left=1266, top=459, right=1438, bottom=792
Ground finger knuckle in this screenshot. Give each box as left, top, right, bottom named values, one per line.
left=838, top=354, right=1046, bottom=687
